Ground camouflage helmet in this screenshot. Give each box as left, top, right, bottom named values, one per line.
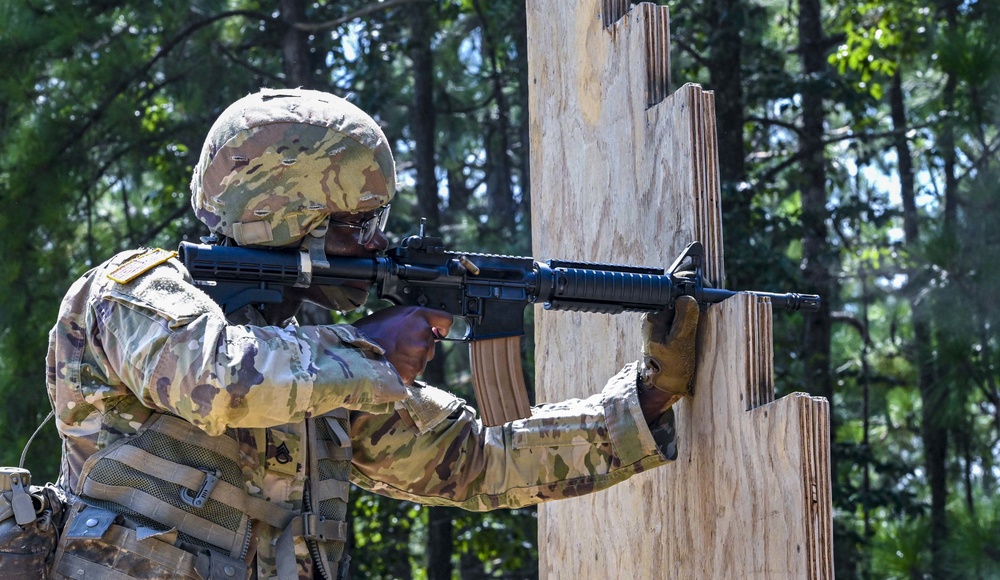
left=191, top=88, right=395, bottom=247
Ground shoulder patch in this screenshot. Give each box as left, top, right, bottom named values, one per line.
left=107, top=249, right=178, bottom=284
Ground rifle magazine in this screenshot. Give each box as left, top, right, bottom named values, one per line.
left=469, top=337, right=531, bottom=427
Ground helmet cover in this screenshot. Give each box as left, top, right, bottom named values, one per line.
left=191, top=88, right=395, bottom=247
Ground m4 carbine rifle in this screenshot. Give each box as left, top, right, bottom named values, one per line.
left=178, top=222, right=819, bottom=426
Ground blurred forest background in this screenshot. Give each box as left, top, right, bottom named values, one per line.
left=1, top=0, right=999, bottom=578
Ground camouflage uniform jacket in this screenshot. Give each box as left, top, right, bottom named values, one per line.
left=46, top=248, right=675, bottom=579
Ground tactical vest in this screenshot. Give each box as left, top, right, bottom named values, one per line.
left=50, top=410, right=353, bottom=580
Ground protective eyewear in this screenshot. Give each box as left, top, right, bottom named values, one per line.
left=329, top=204, right=391, bottom=244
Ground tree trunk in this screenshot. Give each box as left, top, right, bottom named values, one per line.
left=515, top=0, right=531, bottom=245
left=407, top=4, right=453, bottom=578
left=924, top=1, right=962, bottom=571
left=892, top=65, right=948, bottom=577
left=916, top=241, right=947, bottom=580
left=706, top=0, right=749, bottom=285
left=279, top=0, right=311, bottom=88
left=410, top=1, right=440, bottom=232
left=859, top=268, right=873, bottom=570
left=941, top=2, right=959, bottom=236
left=427, top=506, right=457, bottom=580
left=707, top=0, right=746, bottom=186
left=474, top=0, right=516, bottom=234
left=891, top=72, right=917, bottom=244
left=796, top=0, right=833, bottom=409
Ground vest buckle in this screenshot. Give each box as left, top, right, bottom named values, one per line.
left=180, top=468, right=220, bottom=508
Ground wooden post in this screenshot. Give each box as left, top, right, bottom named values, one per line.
left=528, top=1, right=833, bottom=577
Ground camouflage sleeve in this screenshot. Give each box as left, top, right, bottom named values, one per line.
left=97, top=258, right=405, bottom=436
left=349, top=362, right=674, bottom=510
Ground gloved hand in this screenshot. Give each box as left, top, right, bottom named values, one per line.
left=640, top=295, right=700, bottom=397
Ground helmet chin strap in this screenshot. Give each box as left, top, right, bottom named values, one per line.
left=293, top=216, right=368, bottom=311
left=294, top=217, right=331, bottom=288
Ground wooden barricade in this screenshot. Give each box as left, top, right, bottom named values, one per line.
left=527, top=1, right=833, bottom=577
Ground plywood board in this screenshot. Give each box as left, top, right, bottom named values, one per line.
left=527, top=1, right=833, bottom=577
left=536, top=295, right=831, bottom=578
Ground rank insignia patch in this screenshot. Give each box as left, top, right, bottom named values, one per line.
left=107, top=248, right=178, bottom=284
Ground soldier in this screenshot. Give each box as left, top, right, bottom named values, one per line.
left=45, top=88, right=700, bottom=579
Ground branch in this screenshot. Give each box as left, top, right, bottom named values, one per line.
left=134, top=202, right=192, bottom=248
left=669, top=33, right=712, bottom=71
left=216, top=42, right=284, bottom=84
left=747, top=121, right=935, bottom=187
left=956, top=133, right=1000, bottom=185
left=831, top=311, right=869, bottom=343
left=57, top=9, right=273, bottom=158
left=752, top=117, right=936, bottom=147
left=750, top=147, right=810, bottom=187
left=747, top=115, right=804, bottom=136
left=293, top=0, right=429, bottom=33
left=822, top=122, right=934, bottom=147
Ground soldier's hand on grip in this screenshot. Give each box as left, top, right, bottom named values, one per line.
left=640, top=295, right=700, bottom=397
left=353, top=306, right=454, bottom=385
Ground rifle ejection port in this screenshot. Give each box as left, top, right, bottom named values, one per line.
left=458, top=256, right=481, bottom=275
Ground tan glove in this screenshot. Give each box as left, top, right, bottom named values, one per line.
left=640, top=295, right=700, bottom=396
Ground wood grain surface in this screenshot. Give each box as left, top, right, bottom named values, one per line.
left=527, top=1, right=833, bottom=577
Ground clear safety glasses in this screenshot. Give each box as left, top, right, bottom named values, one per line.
left=329, top=204, right=391, bottom=245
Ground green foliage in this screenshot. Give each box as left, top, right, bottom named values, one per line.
left=828, top=2, right=912, bottom=99
left=454, top=508, right=537, bottom=578
left=945, top=497, right=1000, bottom=577
left=351, top=491, right=422, bottom=578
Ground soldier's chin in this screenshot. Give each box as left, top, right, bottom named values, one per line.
left=319, top=285, right=369, bottom=311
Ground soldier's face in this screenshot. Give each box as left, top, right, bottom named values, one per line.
left=323, top=209, right=390, bottom=258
